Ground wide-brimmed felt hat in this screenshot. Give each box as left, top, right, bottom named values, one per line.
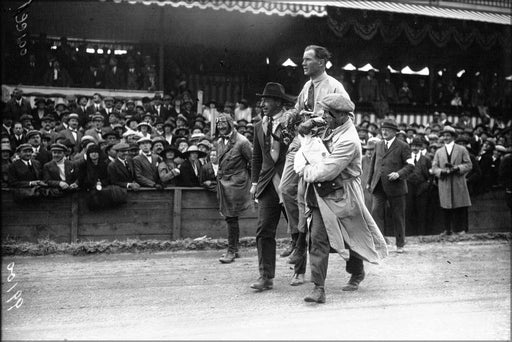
left=197, top=139, right=211, bottom=150
left=160, top=145, right=182, bottom=158
left=381, top=118, right=399, bottom=131
left=35, top=97, right=46, bottom=105
left=173, top=127, right=190, bottom=136
left=20, top=114, right=33, bottom=121
left=441, top=126, right=458, bottom=137
left=176, top=114, right=188, bottom=122
left=163, top=121, right=176, bottom=129
left=256, top=82, right=290, bottom=102
left=406, top=126, right=417, bottom=133
left=151, top=136, right=166, bottom=146
left=137, top=122, right=152, bottom=131
left=183, top=145, right=207, bottom=158
left=174, top=137, right=189, bottom=147
left=102, top=128, right=119, bottom=139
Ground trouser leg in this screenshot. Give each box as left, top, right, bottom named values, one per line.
left=309, top=208, right=330, bottom=287
left=225, top=216, right=239, bottom=253
left=345, top=250, right=364, bottom=276
left=371, top=185, right=387, bottom=237
left=389, top=195, right=406, bottom=248
left=442, top=208, right=453, bottom=233
left=256, top=184, right=281, bottom=279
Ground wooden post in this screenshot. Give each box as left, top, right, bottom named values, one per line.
left=158, top=7, right=165, bottom=91
left=70, top=193, right=79, bottom=243
left=172, top=188, right=182, bottom=240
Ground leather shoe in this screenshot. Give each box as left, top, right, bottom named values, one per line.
left=287, top=249, right=306, bottom=264
left=280, top=244, right=295, bottom=258
left=342, top=272, right=365, bottom=291
left=221, top=251, right=240, bottom=258
left=304, top=285, right=325, bottom=303
left=396, top=247, right=404, bottom=254
left=219, top=251, right=236, bottom=264
left=250, top=277, right=273, bottom=291
left=290, top=273, right=305, bottom=286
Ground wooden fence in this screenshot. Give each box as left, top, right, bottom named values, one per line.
left=1, top=188, right=509, bottom=243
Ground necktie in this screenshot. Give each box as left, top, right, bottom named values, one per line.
left=265, top=116, right=273, bottom=152
left=306, top=83, right=315, bottom=111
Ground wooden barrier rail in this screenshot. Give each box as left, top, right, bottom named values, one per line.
left=1, top=188, right=509, bottom=243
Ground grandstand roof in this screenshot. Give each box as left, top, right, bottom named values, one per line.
left=106, top=0, right=512, bottom=24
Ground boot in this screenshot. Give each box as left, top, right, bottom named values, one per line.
left=342, top=272, right=365, bottom=291
left=304, top=285, right=325, bottom=303
left=219, top=251, right=236, bottom=264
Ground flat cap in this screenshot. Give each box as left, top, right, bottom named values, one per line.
left=50, top=143, right=68, bottom=151
left=16, top=143, right=33, bottom=152
left=319, top=93, right=355, bottom=113
left=26, top=130, right=42, bottom=140
left=113, top=142, right=130, bottom=151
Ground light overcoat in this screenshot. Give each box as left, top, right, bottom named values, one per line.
left=214, top=131, right=253, bottom=217
left=431, top=144, right=472, bottom=208
left=303, top=119, right=388, bottom=263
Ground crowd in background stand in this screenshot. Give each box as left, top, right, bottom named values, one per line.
left=2, top=35, right=512, bottom=233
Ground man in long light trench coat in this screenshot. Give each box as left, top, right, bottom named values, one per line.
left=431, top=125, right=472, bottom=235
left=214, top=114, right=253, bottom=263
left=299, top=93, right=388, bottom=303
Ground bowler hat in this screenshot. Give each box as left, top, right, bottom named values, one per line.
left=256, top=82, right=290, bottom=102
left=381, top=118, right=399, bottom=131
left=411, top=137, right=424, bottom=147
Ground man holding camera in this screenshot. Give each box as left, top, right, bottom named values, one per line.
left=431, top=126, right=472, bottom=235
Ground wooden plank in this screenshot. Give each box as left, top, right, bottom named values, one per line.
left=70, top=193, right=78, bottom=243
left=78, top=234, right=171, bottom=242
left=1, top=224, right=71, bottom=243
left=181, top=189, right=219, bottom=209
left=78, top=208, right=170, bottom=224
left=79, top=222, right=172, bottom=236
left=173, top=188, right=182, bottom=240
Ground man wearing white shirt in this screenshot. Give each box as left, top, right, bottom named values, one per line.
left=431, top=126, right=472, bottom=236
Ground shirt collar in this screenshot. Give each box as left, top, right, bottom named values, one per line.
left=386, top=136, right=396, bottom=147
left=311, top=71, right=328, bottom=87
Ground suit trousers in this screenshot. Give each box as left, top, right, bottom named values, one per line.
left=225, top=216, right=240, bottom=253
left=256, top=183, right=283, bottom=279
left=371, top=182, right=406, bottom=248
left=442, top=207, right=469, bottom=233
left=279, top=147, right=300, bottom=235
left=309, top=207, right=364, bottom=287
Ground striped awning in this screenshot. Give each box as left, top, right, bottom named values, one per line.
left=107, top=0, right=327, bottom=17
left=109, top=0, right=511, bottom=24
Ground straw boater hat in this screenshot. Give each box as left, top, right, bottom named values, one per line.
left=441, top=126, right=458, bottom=137
left=49, top=143, right=68, bottom=152
left=16, top=143, right=33, bottom=153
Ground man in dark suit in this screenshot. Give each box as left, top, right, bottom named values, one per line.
left=86, top=93, right=105, bottom=118
left=8, top=143, right=45, bottom=188
left=368, top=118, right=414, bottom=253
left=4, top=88, right=32, bottom=121
left=31, top=98, right=49, bottom=130
left=249, top=82, right=290, bottom=291
left=9, top=122, right=27, bottom=149
left=107, top=142, right=141, bottom=190
left=133, top=136, right=162, bottom=189
left=105, top=57, right=126, bottom=89
left=75, top=95, right=90, bottom=129
left=151, top=94, right=171, bottom=122
left=26, top=130, right=52, bottom=166
left=56, top=113, right=83, bottom=157
left=405, top=137, right=432, bottom=236
left=42, top=143, right=80, bottom=191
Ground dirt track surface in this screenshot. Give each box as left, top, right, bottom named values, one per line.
left=1, top=239, right=510, bottom=340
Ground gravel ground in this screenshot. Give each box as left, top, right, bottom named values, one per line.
left=1, top=238, right=510, bottom=340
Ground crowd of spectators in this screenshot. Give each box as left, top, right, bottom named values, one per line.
left=5, top=36, right=160, bottom=91
left=1, top=85, right=511, bottom=231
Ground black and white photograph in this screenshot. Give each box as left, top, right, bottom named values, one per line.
left=1, top=0, right=511, bottom=340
